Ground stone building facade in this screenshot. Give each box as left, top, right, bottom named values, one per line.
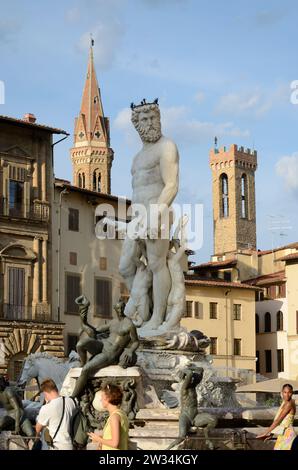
left=210, top=144, right=257, bottom=256
left=52, top=179, right=130, bottom=355
left=183, top=259, right=258, bottom=381
left=0, top=114, right=67, bottom=380
left=199, top=140, right=298, bottom=380
left=246, top=244, right=298, bottom=380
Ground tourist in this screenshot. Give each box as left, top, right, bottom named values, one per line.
left=88, top=384, right=129, bottom=450
left=257, top=383, right=296, bottom=450
left=35, top=378, right=77, bottom=450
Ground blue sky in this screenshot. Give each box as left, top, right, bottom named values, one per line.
left=1, top=0, right=298, bottom=262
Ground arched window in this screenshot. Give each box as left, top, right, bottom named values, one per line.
left=220, top=173, right=229, bottom=218
left=97, top=173, right=101, bottom=192
left=7, top=352, right=26, bottom=382
left=241, top=174, right=248, bottom=218
left=82, top=173, right=85, bottom=188
left=78, top=173, right=82, bottom=188
left=255, top=313, right=259, bottom=333
left=93, top=170, right=101, bottom=192
left=276, top=311, right=283, bottom=331
left=264, top=312, right=271, bottom=332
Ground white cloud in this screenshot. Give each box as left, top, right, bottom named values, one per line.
left=216, top=91, right=270, bottom=117
left=276, top=153, right=298, bottom=193
left=113, top=108, right=138, bottom=147
left=216, top=85, right=289, bottom=118
left=194, top=91, right=205, bottom=104
left=162, top=106, right=249, bottom=144
left=77, top=20, right=125, bottom=69
left=113, top=105, right=249, bottom=148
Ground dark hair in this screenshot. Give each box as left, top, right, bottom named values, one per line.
left=40, top=378, right=58, bottom=393
left=282, top=383, right=293, bottom=392
left=102, top=383, right=123, bottom=406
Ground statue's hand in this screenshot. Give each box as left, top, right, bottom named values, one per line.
left=80, top=308, right=88, bottom=324
left=119, top=349, right=133, bottom=368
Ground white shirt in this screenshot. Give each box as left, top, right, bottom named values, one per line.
left=37, top=396, right=77, bottom=450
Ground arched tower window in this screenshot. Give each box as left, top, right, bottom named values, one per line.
left=241, top=174, right=248, bottom=219
left=255, top=313, right=259, bottom=333
left=78, top=173, right=82, bottom=188
left=82, top=173, right=85, bottom=188
left=264, top=312, right=271, bottom=332
left=220, top=173, right=229, bottom=218
left=276, top=311, right=283, bottom=331
left=93, top=170, right=101, bottom=192
left=97, top=173, right=101, bottom=192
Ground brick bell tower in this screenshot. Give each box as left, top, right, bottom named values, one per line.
left=70, top=40, right=114, bottom=194
left=209, top=143, right=258, bottom=256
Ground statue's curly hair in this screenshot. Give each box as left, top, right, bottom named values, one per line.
left=131, top=103, right=160, bottom=129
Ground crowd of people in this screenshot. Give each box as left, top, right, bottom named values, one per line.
left=2, top=373, right=297, bottom=451
left=34, top=379, right=297, bottom=451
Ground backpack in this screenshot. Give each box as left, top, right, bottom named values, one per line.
left=69, top=399, right=89, bottom=449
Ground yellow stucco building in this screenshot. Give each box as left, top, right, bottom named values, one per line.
left=183, top=262, right=258, bottom=379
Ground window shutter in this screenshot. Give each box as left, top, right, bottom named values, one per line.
left=66, top=274, right=81, bottom=314
left=8, top=267, right=25, bottom=319
left=69, top=208, right=79, bottom=231
left=95, top=279, right=112, bottom=317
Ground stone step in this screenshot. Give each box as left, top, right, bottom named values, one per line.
left=128, top=425, right=255, bottom=451
left=136, top=408, right=179, bottom=421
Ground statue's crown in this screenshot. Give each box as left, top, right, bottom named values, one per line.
left=130, top=98, right=159, bottom=110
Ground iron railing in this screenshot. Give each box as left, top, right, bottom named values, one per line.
left=0, top=304, right=49, bottom=322
left=0, top=197, right=49, bottom=221
left=1, top=304, right=33, bottom=321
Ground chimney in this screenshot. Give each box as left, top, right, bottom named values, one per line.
left=23, top=113, right=36, bottom=123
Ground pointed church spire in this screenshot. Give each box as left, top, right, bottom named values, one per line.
left=70, top=40, right=114, bottom=194
left=76, top=37, right=108, bottom=145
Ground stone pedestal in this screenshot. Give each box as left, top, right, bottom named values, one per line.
left=0, top=431, right=33, bottom=450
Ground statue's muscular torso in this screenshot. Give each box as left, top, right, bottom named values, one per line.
left=131, top=136, right=175, bottom=208
left=102, top=318, right=136, bottom=354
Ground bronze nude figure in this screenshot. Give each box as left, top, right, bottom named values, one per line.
left=71, top=295, right=139, bottom=398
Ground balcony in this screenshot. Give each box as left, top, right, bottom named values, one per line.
left=0, top=197, right=49, bottom=221
left=0, top=304, right=49, bottom=322
left=1, top=304, right=33, bottom=321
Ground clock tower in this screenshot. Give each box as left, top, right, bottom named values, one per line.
left=70, top=41, right=114, bottom=194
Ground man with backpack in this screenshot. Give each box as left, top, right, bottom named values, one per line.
left=35, top=378, right=77, bottom=450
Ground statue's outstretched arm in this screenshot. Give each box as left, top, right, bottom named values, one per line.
left=180, top=369, right=193, bottom=392
left=80, top=318, right=97, bottom=338
left=95, top=324, right=110, bottom=335
left=125, top=324, right=139, bottom=355
left=76, top=295, right=97, bottom=338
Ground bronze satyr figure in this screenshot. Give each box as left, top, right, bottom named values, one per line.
left=0, top=375, right=34, bottom=436
left=168, top=368, right=217, bottom=450
left=71, top=295, right=139, bottom=398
